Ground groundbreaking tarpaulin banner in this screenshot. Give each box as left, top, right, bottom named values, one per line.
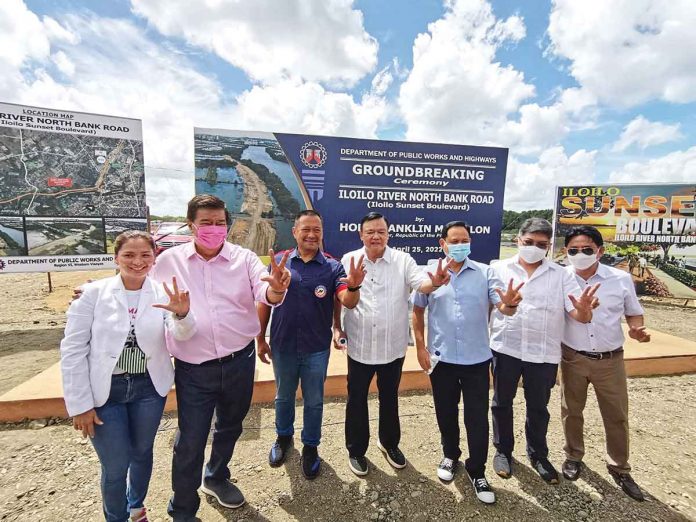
left=0, top=102, right=146, bottom=274
left=194, top=129, right=508, bottom=264
left=552, top=183, right=696, bottom=299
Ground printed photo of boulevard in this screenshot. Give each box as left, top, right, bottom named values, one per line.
left=194, top=130, right=307, bottom=255
left=0, top=216, right=147, bottom=257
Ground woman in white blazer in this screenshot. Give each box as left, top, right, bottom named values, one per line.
left=61, top=230, right=195, bottom=522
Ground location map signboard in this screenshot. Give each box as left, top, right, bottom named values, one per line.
left=0, top=102, right=146, bottom=273
left=552, top=183, right=696, bottom=299
left=194, top=129, right=508, bottom=264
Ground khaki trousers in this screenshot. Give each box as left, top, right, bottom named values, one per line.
left=560, top=344, right=630, bottom=473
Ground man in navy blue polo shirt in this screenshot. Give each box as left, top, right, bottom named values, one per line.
left=256, top=210, right=365, bottom=479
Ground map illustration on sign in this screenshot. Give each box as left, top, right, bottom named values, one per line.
left=0, top=102, right=146, bottom=273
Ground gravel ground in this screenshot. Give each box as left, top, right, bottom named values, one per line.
left=0, top=271, right=694, bottom=396
left=1, top=374, right=695, bottom=522
left=1, top=271, right=695, bottom=521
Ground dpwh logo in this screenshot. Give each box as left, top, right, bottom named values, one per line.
left=0, top=259, right=6, bottom=271
left=300, top=141, right=327, bottom=169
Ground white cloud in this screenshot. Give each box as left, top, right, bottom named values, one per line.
left=398, top=0, right=597, bottom=155
left=51, top=50, right=75, bottom=77
left=399, top=0, right=534, bottom=145
left=234, top=79, right=388, bottom=138
left=1, top=4, right=389, bottom=215
left=612, top=115, right=683, bottom=152
left=506, top=147, right=597, bottom=210
left=547, top=0, right=696, bottom=106
left=609, top=146, right=696, bottom=184
left=0, top=0, right=51, bottom=67
left=130, top=0, right=378, bottom=88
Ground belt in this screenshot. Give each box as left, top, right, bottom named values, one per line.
left=574, top=347, right=623, bottom=360
left=182, top=341, right=254, bottom=367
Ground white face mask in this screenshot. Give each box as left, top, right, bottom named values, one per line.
left=518, top=245, right=547, bottom=264
left=567, top=252, right=598, bottom=270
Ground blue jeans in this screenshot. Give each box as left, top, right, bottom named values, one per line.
left=168, top=341, right=256, bottom=519
left=91, top=373, right=166, bottom=522
left=272, top=348, right=330, bottom=447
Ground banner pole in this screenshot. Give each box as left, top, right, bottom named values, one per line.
left=47, top=272, right=53, bottom=293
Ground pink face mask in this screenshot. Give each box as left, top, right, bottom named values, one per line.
left=193, top=224, right=227, bottom=250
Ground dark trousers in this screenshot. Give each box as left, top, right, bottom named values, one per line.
left=491, top=351, right=558, bottom=460
left=167, top=342, right=255, bottom=518
left=430, top=359, right=490, bottom=478
left=345, top=355, right=405, bottom=457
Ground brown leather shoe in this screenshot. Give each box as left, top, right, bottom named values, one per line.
left=608, top=469, right=645, bottom=501
left=561, top=459, right=582, bottom=481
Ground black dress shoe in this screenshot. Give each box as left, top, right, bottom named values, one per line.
left=608, top=469, right=645, bottom=501
left=269, top=436, right=293, bottom=467
left=530, top=457, right=559, bottom=484
left=562, top=459, right=582, bottom=481
left=301, top=445, right=321, bottom=480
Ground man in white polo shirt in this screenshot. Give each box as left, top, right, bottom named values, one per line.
left=333, top=212, right=449, bottom=477
left=561, top=225, right=650, bottom=501
left=489, top=218, right=597, bottom=484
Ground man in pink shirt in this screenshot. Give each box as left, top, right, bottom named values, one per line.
left=151, top=195, right=290, bottom=520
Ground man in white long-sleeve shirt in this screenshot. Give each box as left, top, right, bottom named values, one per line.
left=333, top=212, right=449, bottom=477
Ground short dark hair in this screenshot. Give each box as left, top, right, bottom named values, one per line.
left=441, top=220, right=471, bottom=239
left=518, top=217, right=553, bottom=239
left=564, top=225, right=604, bottom=247
left=360, top=212, right=389, bottom=228
left=295, top=209, right=322, bottom=223
left=186, top=194, right=230, bottom=223
left=114, top=230, right=155, bottom=255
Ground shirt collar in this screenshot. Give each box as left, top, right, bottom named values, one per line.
left=289, top=248, right=326, bottom=264
left=185, top=240, right=231, bottom=261
left=570, top=260, right=609, bottom=280
left=512, top=254, right=550, bottom=277
left=449, top=257, right=476, bottom=276
left=362, top=246, right=392, bottom=264
left=593, top=262, right=611, bottom=279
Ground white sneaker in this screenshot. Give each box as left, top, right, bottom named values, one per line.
left=467, top=471, right=496, bottom=504
left=437, top=457, right=458, bottom=482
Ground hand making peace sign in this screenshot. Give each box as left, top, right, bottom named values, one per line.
left=262, top=249, right=291, bottom=293
left=569, top=283, right=601, bottom=315
left=495, top=278, right=524, bottom=307
left=340, top=254, right=367, bottom=288
left=152, top=277, right=190, bottom=317
left=427, top=258, right=454, bottom=287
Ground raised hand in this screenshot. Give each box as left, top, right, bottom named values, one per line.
left=569, top=283, right=600, bottom=315
left=495, top=278, right=524, bottom=307
left=262, top=249, right=291, bottom=293
left=152, top=277, right=190, bottom=317
left=628, top=325, right=651, bottom=343
left=427, top=258, right=452, bottom=287
left=339, top=254, right=367, bottom=288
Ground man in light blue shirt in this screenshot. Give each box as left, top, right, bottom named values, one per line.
left=412, top=221, right=522, bottom=505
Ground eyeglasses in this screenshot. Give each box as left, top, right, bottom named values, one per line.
left=567, top=247, right=596, bottom=256
left=520, top=239, right=550, bottom=249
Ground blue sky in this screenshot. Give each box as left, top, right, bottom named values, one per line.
left=3, top=0, right=695, bottom=215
